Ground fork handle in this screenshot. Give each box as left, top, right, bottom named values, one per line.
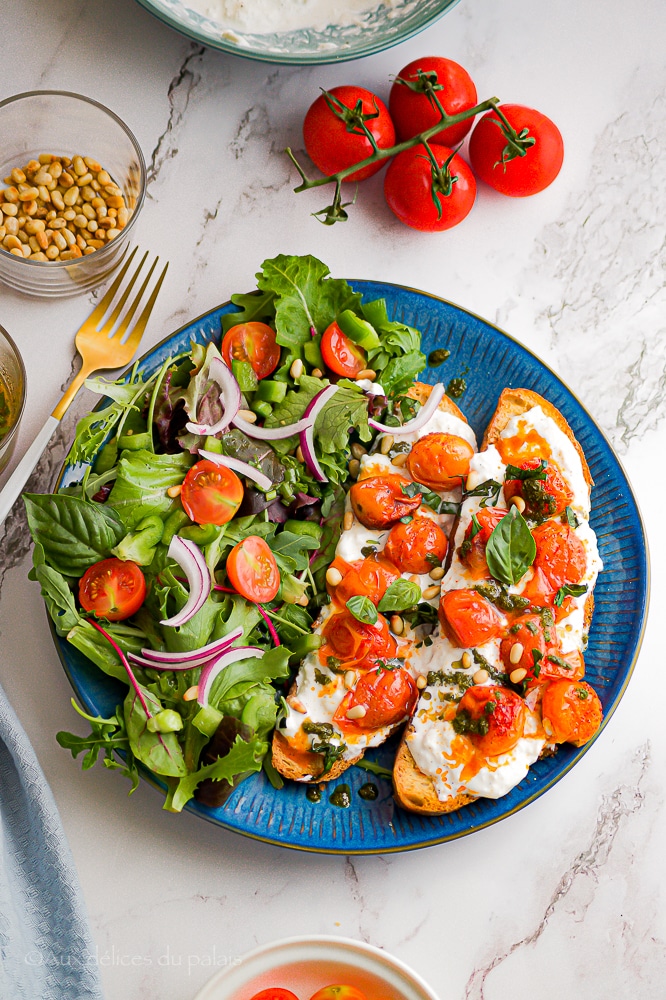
left=0, top=415, right=60, bottom=526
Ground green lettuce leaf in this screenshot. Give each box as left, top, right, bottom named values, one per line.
left=168, top=734, right=265, bottom=812
left=220, top=290, right=276, bottom=334
left=124, top=684, right=187, bottom=777
left=106, top=449, right=193, bottom=528
left=29, top=543, right=80, bottom=635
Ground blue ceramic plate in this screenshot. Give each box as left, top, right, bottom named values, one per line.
left=54, top=281, right=649, bottom=853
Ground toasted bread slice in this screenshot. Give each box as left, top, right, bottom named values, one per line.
left=393, top=741, right=476, bottom=815
left=271, top=382, right=472, bottom=785
left=481, top=387, right=593, bottom=490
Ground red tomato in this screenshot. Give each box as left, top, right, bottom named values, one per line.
left=539, top=649, right=585, bottom=683
left=384, top=516, right=448, bottom=575
left=320, top=610, right=396, bottom=671
left=333, top=665, right=417, bottom=733
left=541, top=680, right=602, bottom=746
left=389, top=56, right=478, bottom=147
left=469, top=104, right=564, bottom=197
left=226, top=535, right=280, bottom=603
left=503, top=459, right=573, bottom=520
left=181, top=460, right=244, bottom=526
left=456, top=685, right=526, bottom=756
left=250, top=991, right=300, bottom=1000
left=459, top=507, right=507, bottom=577
left=310, top=988, right=368, bottom=1000
left=349, top=475, right=422, bottom=530
left=321, top=320, right=367, bottom=378
left=384, top=144, right=476, bottom=232
left=303, top=85, right=396, bottom=183
left=439, top=588, right=505, bottom=648
left=79, top=558, right=146, bottom=622
left=407, top=432, right=475, bottom=491
left=531, top=521, right=587, bottom=596
left=221, top=322, right=280, bottom=380
left=500, top=614, right=548, bottom=677
left=335, top=554, right=400, bottom=607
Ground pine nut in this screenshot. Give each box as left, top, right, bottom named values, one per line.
left=73, top=155, right=87, bottom=176
left=429, top=565, right=445, bottom=581
left=237, top=409, right=257, bottom=423
left=351, top=443, right=367, bottom=459
left=346, top=704, right=367, bottom=720
left=380, top=434, right=394, bottom=455
left=509, top=642, right=524, bottom=665
left=510, top=495, right=526, bottom=513
left=390, top=615, right=404, bottom=635
left=348, top=458, right=360, bottom=479
left=3, top=235, right=21, bottom=250
left=343, top=511, right=354, bottom=532
left=84, top=157, right=102, bottom=172
left=183, top=685, right=199, bottom=702
left=29, top=251, right=48, bottom=261
left=4, top=217, right=18, bottom=236
left=97, top=169, right=112, bottom=186
left=473, top=668, right=489, bottom=684
left=344, top=670, right=356, bottom=689
left=9, top=247, right=23, bottom=257
left=36, top=231, right=48, bottom=250
left=296, top=593, right=310, bottom=607
left=510, top=667, right=527, bottom=684
left=461, top=651, right=472, bottom=669
left=2, top=202, right=17, bottom=217
left=10, top=167, right=26, bottom=184
left=355, top=369, right=376, bottom=381
left=286, top=694, right=307, bottom=713
left=311, top=367, right=323, bottom=378
left=289, top=358, right=304, bottom=379
left=392, top=453, right=408, bottom=467
left=45, top=246, right=60, bottom=260
left=423, top=584, right=441, bottom=600
left=18, top=185, right=39, bottom=201
left=167, top=484, right=182, bottom=498
left=295, top=445, right=304, bottom=463
left=326, top=566, right=343, bottom=587
left=63, top=185, right=80, bottom=206
left=543, top=718, right=553, bottom=737
left=416, top=675, right=427, bottom=690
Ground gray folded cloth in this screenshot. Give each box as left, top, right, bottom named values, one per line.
left=0, top=683, right=104, bottom=999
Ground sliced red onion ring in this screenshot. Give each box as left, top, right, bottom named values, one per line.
left=299, top=384, right=338, bottom=482
left=198, top=646, right=265, bottom=708
left=197, top=449, right=272, bottom=492
left=368, top=383, right=445, bottom=435
left=131, top=627, right=244, bottom=669
left=232, top=411, right=314, bottom=440
left=161, top=535, right=211, bottom=628
left=185, top=356, right=241, bottom=437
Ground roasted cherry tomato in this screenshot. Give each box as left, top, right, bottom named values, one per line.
left=503, top=459, right=573, bottom=520
left=541, top=680, right=602, bottom=746
left=495, top=423, right=550, bottom=467
left=389, top=56, right=478, bottom=147
left=310, top=988, right=368, bottom=1000
left=459, top=507, right=507, bottom=577
left=456, top=685, right=526, bottom=756
left=439, top=588, right=505, bottom=648
left=469, top=104, right=564, bottom=197
left=406, top=432, right=474, bottom=491
left=531, top=521, right=587, bottom=596
left=250, top=991, right=300, bottom=1000
left=383, top=516, right=448, bottom=574
left=303, top=85, right=396, bottom=183
left=349, top=475, right=422, bottom=530
left=333, top=664, right=417, bottom=733
left=320, top=610, right=396, bottom=671
left=538, top=648, right=585, bottom=683
left=79, top=558, right=146, bottom=622
left=384, top=144, right=476, bottom=232
left=500, top=613, right=549, bottom=677
left=226, top=535, right=280, bottom=603
left=335, top=554, right=400, bottom=607
left=321, top=320, right=367, bottom=378
left=181, top=460, right=244, bottom=526
left=221, top=322, right=280, bottom=380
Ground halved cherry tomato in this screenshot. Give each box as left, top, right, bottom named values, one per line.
left=503, top=459, right=573, bottom=520
left=221, top=322, right=280, bottom=380
left=500, top=614, right=548, bottom=677
left=407, top=433, right=474, bottom=491
left=335, top=554, right=400, bottom=607
left=226, top=535, right=280, bottom=603
left=181, top=460, right=244, bottom=526
left=459, top=507, right=507, bottom=577
left=383, top=516, right=448, bottom=575
left=349, top=475, right=422, bottom=529
left=321, top=320, right=367, bottom=378
left=79, top=558, right=146, bottom=622
left=530, top=521, right=587, bottom=597
left=320, top=610, right=396, bottom=671
left=541, top=680, right=602, bottom=746
left=250, top=991, right=300, bottom=1000
left=310, top=988, right=368, bottom=1000
left=456, top=685, right=526, bottom=756
left=333, top=664, right=417, bottom=733
left=439, top=588, right=505, bottom=648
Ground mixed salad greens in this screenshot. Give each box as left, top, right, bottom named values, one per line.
left=26, top=253, right=429, bottom=812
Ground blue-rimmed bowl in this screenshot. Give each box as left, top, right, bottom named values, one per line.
left=133, top=0, right=462, bottom=64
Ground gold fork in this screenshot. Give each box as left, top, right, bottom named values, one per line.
left=0, top=247, right=168, bottom=525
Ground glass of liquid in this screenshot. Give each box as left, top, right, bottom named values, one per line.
left=0, top=324, right=26, bottom=474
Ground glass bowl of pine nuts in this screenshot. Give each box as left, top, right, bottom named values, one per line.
left=0, top=91, right=146, bottom=298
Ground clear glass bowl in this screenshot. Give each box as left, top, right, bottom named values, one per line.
left=0, top=324, right=26, bottom=474
left=0, top=91, right=146, bottom=298
left=134, top=0, right=462, bottom=64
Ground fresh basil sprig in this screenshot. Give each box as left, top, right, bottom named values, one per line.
left=400, top=480, right=460, bottom=516
left=485, top=506, right=536, bottom=586
left=504, top=460, right=548, bottom=481
left=554, top=583, right=588, bottom=606
left=377, top=579, right=422, bottom=613
left=346, top=595, right=378, bottom=625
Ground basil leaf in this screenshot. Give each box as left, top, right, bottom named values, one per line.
left=554, top=583, right=588, bottom=607
left=485, top=506, right=536, bottom=586
left=400, top=480, right=460, bottom=516
left=505, top=460, right=548, bottom=481
left=462, top=479, right=502, bottom=508
left=24, top=493, right=125, bottom=577
left=346, top=595, right=378, bottom=625
left=564, top=506, right=580, bottom=529
left=377, top=579, right=422, bottom=613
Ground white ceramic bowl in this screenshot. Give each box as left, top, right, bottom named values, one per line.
left=193, top=936, right=440, bottom=1000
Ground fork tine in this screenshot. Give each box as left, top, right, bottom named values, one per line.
left=103, top=249, right=150, bottom=335
left=121, top=260, right=170, bottom=356
left=112, top=256, right=163, bottom=343
left=85, top=245, right=140, bottom=328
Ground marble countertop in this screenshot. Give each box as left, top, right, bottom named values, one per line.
left=1, top=0, right=664, bottom=997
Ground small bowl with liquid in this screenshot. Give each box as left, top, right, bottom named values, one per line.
left=193, top=936, right=439, bottom=1000
left=0, top=324, right=26, bottom=474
